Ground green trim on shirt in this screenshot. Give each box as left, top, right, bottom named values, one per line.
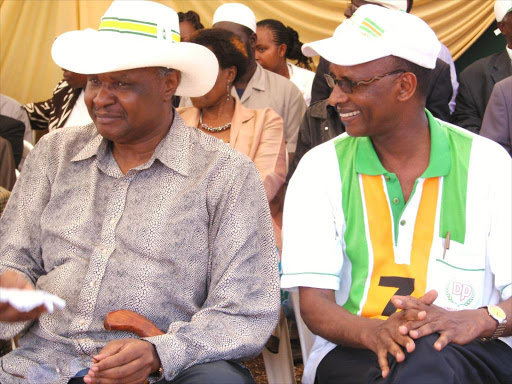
left=435, top=259, right=485, bottom=272
left=335, top=135, right=369, bottom=316
left=438, top=119, right=473, bottom=244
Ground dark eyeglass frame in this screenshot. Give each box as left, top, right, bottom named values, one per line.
left=324, top=70, right=406, bottom=94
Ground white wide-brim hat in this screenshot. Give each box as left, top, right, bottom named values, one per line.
left=51, top=0, right=218, bottom=97
left=302, top=4, right=440, bottom=69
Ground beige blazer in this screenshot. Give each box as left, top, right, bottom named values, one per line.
left=178, top=100, right=286, bottom=202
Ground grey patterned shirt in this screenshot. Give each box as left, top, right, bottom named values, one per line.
left=0, top=113, right=280, bottom=383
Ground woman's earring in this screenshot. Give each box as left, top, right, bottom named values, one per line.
left=226, top=82, right=231, bottom=101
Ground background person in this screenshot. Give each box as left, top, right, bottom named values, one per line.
left=452, top=0, right=512, bottom=133
left=181, top=3, right=307, bottom=156
left=480, top=76, right=512, bottom=156
left=23, top=68, right=92, bottom=132
left=178, top=10, right=204, bottom=42
left=177, top=28, right=286, bottom=249
left=256, top=19, right=315, bottom=106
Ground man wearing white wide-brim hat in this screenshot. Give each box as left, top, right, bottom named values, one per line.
left=0, top=1, right=280, bottom=383
left=281, top=4, right=512, bottom=384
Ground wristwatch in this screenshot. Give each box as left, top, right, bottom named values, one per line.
left=481, top=305, right=507, bottom=341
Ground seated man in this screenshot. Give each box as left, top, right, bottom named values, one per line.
left=281, top=5, right=512, bottom=384
left=452, top=0, right=512, bottom=133
left=0, top=2, right=280, bottom=383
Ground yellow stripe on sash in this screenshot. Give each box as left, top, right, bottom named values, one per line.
left=360, top=175, right=439, bottom=319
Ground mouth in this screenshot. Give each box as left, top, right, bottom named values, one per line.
left=338, top=109, right=360, bottom=122
left=94, top=113, right=123, bottom=124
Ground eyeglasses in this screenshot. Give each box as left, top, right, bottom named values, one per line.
left=324, top=70, right=405, bottom=94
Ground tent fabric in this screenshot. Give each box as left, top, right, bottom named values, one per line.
left=0, top=0, right=495, bottom=104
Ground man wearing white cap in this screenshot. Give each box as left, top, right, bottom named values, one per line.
left=452, top=0, right=512, bottom=133
left=311, top=0, right=456, bottom=121
left=0, top=1, right=280, bottom=383
left=281, top=5, right=512, bottom=384
left=181, top=3, right=306, bottom=155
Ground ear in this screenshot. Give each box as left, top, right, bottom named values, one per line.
left=162, top=70, right=181, bottom=101
left=249, top=32, right=257, bottom=50
left=226, top=66, right=237, bottom=83
left=278, top=44, right=287, bottom=59
left=498, top=20, right=506, bottom=35
left=396, top=72, right=417, bottom=102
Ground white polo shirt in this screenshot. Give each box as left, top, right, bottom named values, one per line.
left=281, top=111, right=512, bottom=384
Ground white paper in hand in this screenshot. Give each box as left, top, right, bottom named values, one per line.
left=0, top=288, right=66, bottom=313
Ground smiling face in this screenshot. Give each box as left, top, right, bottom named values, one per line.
left=328, top=59, right=405, bottom=138
left=85, top=67, right=179, bottom=145
left=255, top=26, right=286, bottom=72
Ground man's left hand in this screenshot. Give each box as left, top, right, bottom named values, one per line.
left=84, top=339, right=161, bottom=384
left=392, top=290, right=488, bottom=351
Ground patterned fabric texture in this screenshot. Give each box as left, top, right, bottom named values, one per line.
left=0, top=113, right=281, bottom=383
left=23, top=80, right=82, bottom=132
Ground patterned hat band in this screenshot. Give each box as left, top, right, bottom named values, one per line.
left=98, top=16, right=180, bottom=42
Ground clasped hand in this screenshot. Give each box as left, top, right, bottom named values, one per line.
left=366, top=290, right=481, bottom=378
left=84, top=338, right=161, bottom=384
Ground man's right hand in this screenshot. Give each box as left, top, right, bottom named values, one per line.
left=0, top=270, right=46, bottom=322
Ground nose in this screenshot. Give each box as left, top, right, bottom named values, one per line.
left=328, top=84, right=349, bottom=107
left=92, top=83, right=115, bottom=109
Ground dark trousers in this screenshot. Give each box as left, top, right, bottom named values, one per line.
left=315, top=334, right=512, bottom=384
left=68, top=360, right=255, bottom=384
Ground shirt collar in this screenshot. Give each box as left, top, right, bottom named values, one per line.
left=355, top=109, right=451, bottom=177
left=507, top=45, right=512, bottom=62
left=71, top=111, right=191, bottom=177
left=249, top=63, right=266, bottom=92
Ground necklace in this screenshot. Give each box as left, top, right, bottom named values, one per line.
left=199, top=112, right=232, bottom=133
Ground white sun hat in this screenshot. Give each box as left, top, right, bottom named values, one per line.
left=212, top=3, right=257, bottom=33
left=302, top=4, right=440, bottom=69
left=51, top=0, right=218, bottom=97
left=366, top=0, right=408, bottom=12
left=494, top=0, right=512, bottom=35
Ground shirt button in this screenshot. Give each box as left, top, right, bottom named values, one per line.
left=393, top=198, right=400, bottom=204
left=324, top=126, right=329, bottom=131
left=109, top=218, right=115, bottom=225
left=79, top=319, right=86, bottom=326
left=384, top=175, right=390, bottom=180
left=400, top=220, right=406, bottom=226
left=89, top=281, right=96, bottom=288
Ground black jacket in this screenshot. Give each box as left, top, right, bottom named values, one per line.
left=287, top=99, right=345, bottom=182
left=452, top=50, right=512, bottom=133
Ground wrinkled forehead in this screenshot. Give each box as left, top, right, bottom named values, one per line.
left=328, top=56, right=393, bottom=78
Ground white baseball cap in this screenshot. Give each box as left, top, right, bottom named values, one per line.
left=302, top=4, right=440, bottom=69
left=366, top=0, right=408, bottom=12
left=213, top=3, right=257, bottom=33
left=494, top=0, right=512, bottom=35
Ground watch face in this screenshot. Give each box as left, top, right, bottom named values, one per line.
left=489, top=306, right=507, bottom=322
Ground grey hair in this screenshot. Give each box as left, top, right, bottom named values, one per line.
left=158, top=67, right=174, bottom=78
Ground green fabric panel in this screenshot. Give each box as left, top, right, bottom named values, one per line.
left=334, top=136, right=369, bottom=315
left=439, top=123, right=473, bottom=244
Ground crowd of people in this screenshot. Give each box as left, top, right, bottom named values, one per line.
left=0, top=0, right=511, bottom=383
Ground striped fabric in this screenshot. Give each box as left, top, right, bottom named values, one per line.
left=359, top=17, right=384, bottom=38
left=99, top=16, right=180, bottom=42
